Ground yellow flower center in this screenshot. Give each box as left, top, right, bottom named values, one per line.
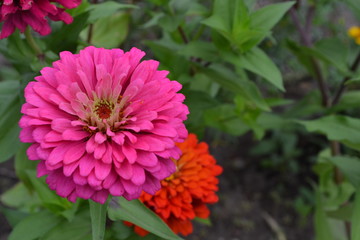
left=94, top=100, right=114, bottom=120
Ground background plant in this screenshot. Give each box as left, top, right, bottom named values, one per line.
left=1, top=0, right=360, bottom=239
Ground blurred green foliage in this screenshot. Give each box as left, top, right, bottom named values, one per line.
left=2, top=0, right=360, bottom=239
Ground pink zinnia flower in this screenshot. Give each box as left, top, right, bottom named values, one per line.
left=19, top=46, right=189, bottom=204
left=0, top=0, right=81, bottom=39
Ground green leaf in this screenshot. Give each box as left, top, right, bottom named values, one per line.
left=141, top=12, right=165, bottom=29
left=169, top=0, right=193, bottom=15
left=203, top=0, right=294, bottom=51
left=87, top=1, right=136, bottom=23
left=204, top=104, right=250, bottom=136
left=323, top=182, right=355, bottom=210
left=314, top=189, right=334, bottom=240
left=9, top=211, right=62, bottom=240
left=233, top=29, right=265, bottom=52
left=0, top=80, right=20, bottom=113
left=312, top=38, right=349, bottom=75
left=3, top=31, right=35, bottom=68
left=200, top=64, right=270, bottom=111
left=257, top=113, right=292, bottom=130
left=334, top=91, right=360, bottom=112
left=239, top=47, right=284, bottom=91
left=194, top=217, right=212, bottom=226
left=26, top=170, right=72, bottom=212
left=89, top=200, right=108, bottom=240
left=230, top=0, right=266, bottom=51
left=328, top=156, right=360, bottom=188
left=0, top=206, right=29, bottom=227
left=108, top=198, right=183, bottom=240
left=41, top=210, right=92, bottom=240
left=0, top=81, right=21, bottom=163
left=232, top=0, right=250, bottom=33
left=66, top=0, right=90, bottom=17
left=352, top=188, right=360, bottom=240
left=45, top=12, right=90, bottom=53
left=111, top=221, right=132, bottom=240
left=15, top=143, right=37, bottom=190
left=0, top=118, right=20, bottom=163
left=183, top=89, right=219, bottom=137
left=1, top=183, right=38, bottom=210
left=235, top=95, right=265, bottom=139
left=327, top=204, right=353, bottom=221
left=179, top=41, right=219, bottom=62
left=90, top=12, right=129, bottom=48
left=190, top=73, right=220, bottom=97
left=298, top=115, right=360, bottom=149
left=286, top=40, right=317, bottom=76
left=250, top=1, right=295, bottom=31
left=61, top=200, right=81, bottom=222
left=145, top=39, right=189, bottom=79
left=158, top=15, right=183, bottom=32
left=283, top=90, right=324, bottom=118
left=202, top=0, right=232, bottom=34
left=345, top=76, right=360, bottom=85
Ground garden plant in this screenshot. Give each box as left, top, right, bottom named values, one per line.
left=1, top=0, right=360, bottom=239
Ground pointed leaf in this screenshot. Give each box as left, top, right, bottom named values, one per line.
left=42, top=210, right=92, bottom=240
left=298, top=115, right=360, bottom=149
left=200, top=64, right=270, bottom=111
left=9, top=211, right=62, bottom=240
left=239, top=47, right=284, bottom=91
left=0, top=80, right=21, bottom=162
left=108, top=198, right=183, bottom=240
left=328, top=156, right=360, bottom=188
left=250, top=1, right=295, bottom=31
left=202, top=0, right=232, bottom=33
left=87, top=1, right=136, bottom=23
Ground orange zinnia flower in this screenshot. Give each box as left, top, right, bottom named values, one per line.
left=126, top=133, right=223, bottom=236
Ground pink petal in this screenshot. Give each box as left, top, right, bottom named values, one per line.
left=63, top=161, right=80, bottom=177
left=37, top=161, right=50, bottom=177
left=109, top=180, right=125, bottom=196
left=131, top=164, right=145, bottom=186
left=94, top=160, right=111, bottom=180
left=76, top=185, right=95, bottom=199
left=27, top=144, right=40, bottom=160
left=79, top=155, right=96, bottom=177
left=115, top=160, right=132, bottom=180
left=91, top=190, right=108, bottom=204
left=122, top=144, right=137, bottom=164
left=63, top=142, right=85, bottom=164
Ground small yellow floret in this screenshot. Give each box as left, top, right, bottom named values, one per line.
left=348, top=26, right=360, bottom=38
left=356, top=37, right=360, bottom=45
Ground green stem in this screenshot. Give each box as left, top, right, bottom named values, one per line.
left=89, top=199, right=109, bottom=240
left=192, top=25, right=205, bottom=41
left=24, top=27, right=43, bottom=57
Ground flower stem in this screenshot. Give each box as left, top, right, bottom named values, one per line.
left=24, top=27, right=43, bottom=57
left=87, top=0, right=99, bottom=44
left=290, top=7, right=330, bottom=107
left=332, top=51, right=360, bottom=106
left=89, top=199, right=109, bottom=240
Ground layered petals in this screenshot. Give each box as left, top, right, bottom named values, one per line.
left=19, top=46, right=189, bottom=204
left=131, top=134, right=222, bottom=236
left=0, top=0, right=82, bottom=39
